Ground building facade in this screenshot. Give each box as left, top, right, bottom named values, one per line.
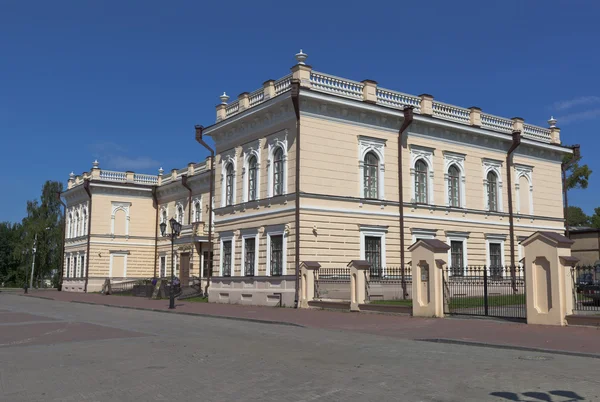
left=62, top=51, right=571, bottom=306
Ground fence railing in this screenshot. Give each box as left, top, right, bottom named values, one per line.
left=366, top=266, right=413, bottom=302
left=572, top=265, right=600, bottom=312
left=134, top=173, right=158, bottom=185
left=99, top=170, right=127, bottom=182
left=310, top=72, right=364, bottom=100
left=314, top=267, right=351, bottom=300
left=109, top=279, right=152, bottom=295
left=432, top=101, right=470, bottom=124
left=376, top=88, right=421, bottom=111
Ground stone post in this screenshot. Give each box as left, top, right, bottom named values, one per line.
left=126, top=171, right=134, bottom=183
left=188, top=162, right=194, bottom=176
left=216, top=92, right=229, bottom=122
left=347, top=260, right=370, bottom=311
left=291, top=50, right=312, bottom=88
left=522, top=231, right=578, bottom=326
left=158, top=167, right=163, bottom=185
left=419, top=94, right=433, bottom=116
left=512, top=117, right=524, bottom=132
left=263, top=80, right=275, bottom=100
left=408, top=239, right=450, bottom=318
left=550, top=127, right=561, bottom=144
left=171, top=169, right=177, bottom=181
left=68, top=172, right=75, bottom=189
left=468, top=107, right=481, bottom=127
left=299, top=261, right=321, bottom=308
left=361, top=80, right=378, bottom=103
left=238, top=92, right=249, bottom=111
left=91, top=160, right=100, bottom=179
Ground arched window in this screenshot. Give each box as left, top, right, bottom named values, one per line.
left=194, top=201, right=201, bottom=222
left=161, top=209, right=167, bottom=224
left=363, top=152, right=379, bottom=199
left=225, top=163, right=234, bottom=206
left=68, top=213, right=73, bottom=238
left=273, top=148, right=284, bottom=196
left=82, top=208, right=87, bottom=235
left=448, top=165, right=460, bottom=207
left=74, top=212, right=80, bottom=237
left=415, top=160, right=428, bottom=204
left=248, top=156, right=257, bottom=201
left=177, top=205, right=184, bottom=224
left=487, top=171, right=498, bottom=212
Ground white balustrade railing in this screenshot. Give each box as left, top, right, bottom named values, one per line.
left=99, top=170, right=126, bottom=182
left=523, top=124, right=551, bottom=142
left=134, top=173, right=158, bottom=185
left=481, top=113, right=514, bottom=133
left=432, top=101, right=470, bottom=124
left=376, top=88, right=421, bottom=111
left=310, top=72, right=364, bottom=100
left=225, top=101, right=240, bottom=117
left=161, top=176, right=173, bottom=185
left=248, top=88, right=264, bottom=107
left=193, top=162, right=206, bottom=175
left=274, top=74, right=292, bottom=95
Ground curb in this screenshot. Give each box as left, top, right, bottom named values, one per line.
left=417, top=338, right=600, bottom=360
left=68, top=300, right=305, bottom=328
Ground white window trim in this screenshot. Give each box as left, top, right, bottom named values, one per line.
left=67, top=213, right=73, bottom=238
left=80, top=253, right=86, bottom=279
left=410, top=145, right=435, bottom=204
left=175, top=202, right=185, bottom=224
left=220, top=151, right=237, bottom=207
left=266, top=226, right=287, bottom=276
left=411, top=228, right=437, bottom=245
left=446, top=231, right=469, bottom=275
left=192, top=197, right=202, bottom=222
left=219, top=233, right=235, bottom=276
left=482, top=158, right=503, bottom=212
left=160, top=206, right=168, bottom=224
left=159, top=255, right=167, bottom=278
left=267, top=136, right=288, bottom=198
left=358, top=135, right=386, bottom=200
left=110, top=202, right=131, bottom=236
left=485, top=234, right=506, bottom=275
left=240, top=230, right=259, bottom=276
left=82, top=206, right=88, bottom=236
left=242, top=142, right=261, bottom=203
left=443, top=151, right=466, bottom=208
left=515, top=164, right=534, bottom=215
left=359, top=225, right=388, bottom=272
left=109, top=252, right=128, bottom=278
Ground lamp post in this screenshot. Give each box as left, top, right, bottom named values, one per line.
left=160, top=218, right=182, bottom=309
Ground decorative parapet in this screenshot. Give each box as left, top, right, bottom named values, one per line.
left=213, top=50, right=558, bottom=144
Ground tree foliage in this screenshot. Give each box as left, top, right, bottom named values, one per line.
left=567, top=206, right=590, bottom=228
left=0, top=181, right=64, bottom=287
left=563, top=152, right=592, bottom=191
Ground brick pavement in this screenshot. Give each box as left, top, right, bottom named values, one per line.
left=19, top=289, right=600, bottom=357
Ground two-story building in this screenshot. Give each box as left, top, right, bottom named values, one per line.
left=62, top=51, right=571, bottom=307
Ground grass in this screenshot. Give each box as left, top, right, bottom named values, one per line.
left=183, top=296, right=208, bottom=303
left=449, top=293, right=525, bottom=309
left=370, top=299, right=413, bottom=306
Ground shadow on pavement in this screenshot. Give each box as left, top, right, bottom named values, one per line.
left=491, top=390, right=585, bottom=401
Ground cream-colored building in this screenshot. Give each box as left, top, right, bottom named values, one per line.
left=61, top=51, right=571, bottom=306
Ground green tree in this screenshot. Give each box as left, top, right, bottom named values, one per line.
left=590, top=208, right=600, bottom=229
left=0, top=222, right=26, bottom=286
left=567, top=206, right=590, bottom=227
left=563, top=152, right=592, bottom=190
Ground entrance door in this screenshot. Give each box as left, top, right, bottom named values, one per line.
left=180, top=253, right=190, bottom=286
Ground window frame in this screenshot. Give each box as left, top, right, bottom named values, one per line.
left=446, top=232, right=469, bottom=276
left=487, top=171, right=499, bottom=212
left=241, top=232, right=258, bottom=277
left=247, top=155, right=258, bottom=201
left=414, top=159, right=429, bottom=204
left=225, top=163, right=234, bottom=206
left=272, top=147, right=284, bottom=197
left=220, top=236, right=234, bottom=277
left=363, top=151, right=379, bottom=199
left=447, top=164, right=461, bottom=208
left=359, top=225, right=388, bottom=275
left=266, top=227, right=287, bottom=276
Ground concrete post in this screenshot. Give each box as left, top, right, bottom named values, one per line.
left=419, top=94, right=434, bottom=116
left=361, top=80, right=378, bottom=103
left=299, top=261, right=321, bottom=308
left=550, top=127, right=561, bottom=145
left=408, top=239, right=451, bottom=318
left=263, top=80, right=275, bottom=100
left=238, top=92, right=249, bottom=111
left=521, top=231, right=578, bottom=326
left=512, top=117, right=524, bottom=132
left=348, top=260, right=370, bottom=311
left=126, top=171, right=134, bottom=183
left=469, top=107, right=482, bottom=127
left=291, top=64, right=312, bottom=88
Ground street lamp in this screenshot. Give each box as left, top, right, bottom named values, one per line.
left=160, top=218, right=182, bottom=309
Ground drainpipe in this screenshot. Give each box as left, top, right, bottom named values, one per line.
left=152, top=186, right=159, bottom=278
left=182, top=175, right=192, bottom=225
left=562, top=145, right=580, bottom=237
left=398, top=106, right=414, bottom=299
left=195, top=125, right=214, bottom=296
left=57, top=191, right=67, bottom=291
left=291, top=79, right=301, bottom=308
left=506, top=130, right=521, bottom=270
left=83, top=180, right=93, bottom=293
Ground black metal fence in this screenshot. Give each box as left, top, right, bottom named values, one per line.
left=315, top=267, right=351, bottom=300
left=366, top=266, right=412, bottom=302
left=572, top=265, right=600, bottom=312
left=443, top=266, right=526, bottom=319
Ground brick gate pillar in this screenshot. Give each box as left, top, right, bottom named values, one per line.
left=299, top=261, right=320, bottom=308
left=408, top=239, right=451, bottom=318
left=521, top=231, right=579, bottom=326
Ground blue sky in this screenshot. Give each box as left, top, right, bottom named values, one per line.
left=1, top=0, right=598, bottom=222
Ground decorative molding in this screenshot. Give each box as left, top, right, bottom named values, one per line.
left=267, top=130, right=289, bottom=198
left=358, top=135, right=386, bottom=200
left=110, top=201, right=131, bottom=236
left=443, top=151, right=466, bottom=208
left=410, top=145, right=435, bottom=204
left=482, top=158, right=504, bottom=213
left=515, top=164, right=534, bottom=215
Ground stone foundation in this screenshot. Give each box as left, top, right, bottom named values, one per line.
left=208, top=276, right=296, bottom=307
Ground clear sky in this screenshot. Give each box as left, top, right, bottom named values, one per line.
left=1, top=0, right=598, bottom=223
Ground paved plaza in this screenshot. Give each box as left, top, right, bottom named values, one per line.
left=1, top=292, right=600, bottom=401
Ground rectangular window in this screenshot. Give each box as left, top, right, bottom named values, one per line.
left=270, top=235, right=283, bottom=276
left=489, top=243, right=502, bottom=277
left=66, top=257, right=71, bottom=278
left=73, top=257, right=78, bottom=278
left=222, top=240, right=232, bottom=277
left=365, top=236, right=382, bottom=276
left=202, top=251, right=213, bottom=278
left=80, top=255, right=85, bottom=278
left=160, top=256, right=166, bottom=278
left=450, top=240, right=464, bottom=276
left=244, top=238, right=256, bottom=276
